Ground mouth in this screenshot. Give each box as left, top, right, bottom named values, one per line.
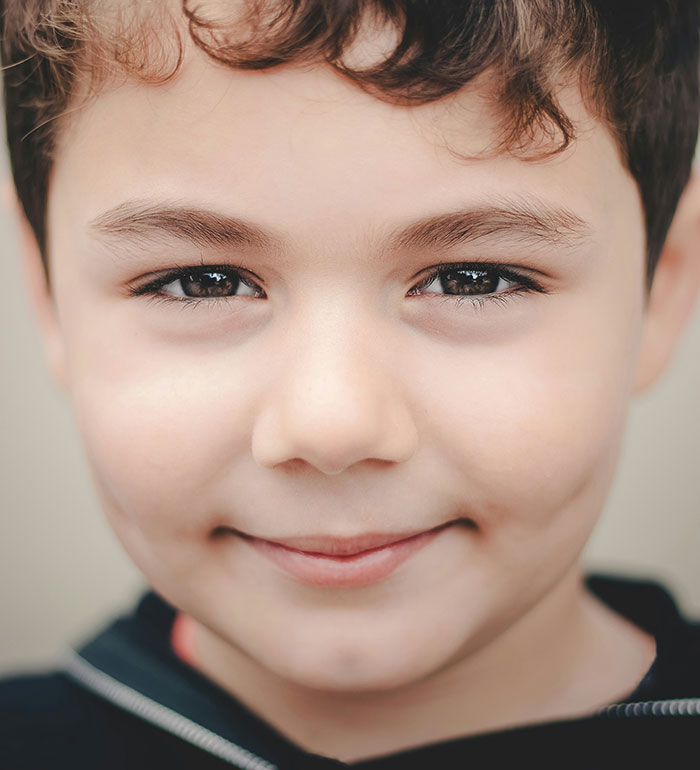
left=218, top=521, right=463, bottom=587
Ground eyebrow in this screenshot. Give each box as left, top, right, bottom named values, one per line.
left=89, top=197, right=593, bottom=254
left=390, top=198, right=592, bottom=252
left=90, top=201, right=277, bottom=250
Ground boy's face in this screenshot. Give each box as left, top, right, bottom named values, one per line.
left=44, top=49, right=649, bottom=690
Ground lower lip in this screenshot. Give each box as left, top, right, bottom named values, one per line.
left=244, top=525, right=451, bottom=587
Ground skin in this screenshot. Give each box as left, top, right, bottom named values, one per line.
left=22, top=36, right=700, bottom=763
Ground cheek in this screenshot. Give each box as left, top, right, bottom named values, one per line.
left=419, top=290, right=644, bottom=531
left=67, top=342, right=260, bottom=535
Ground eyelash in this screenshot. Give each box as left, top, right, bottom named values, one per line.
left=127, top=264, right=265, bottom=308
left=127, top=262, right=548, bottom=308
left=407, top=262, right=548, bottom=307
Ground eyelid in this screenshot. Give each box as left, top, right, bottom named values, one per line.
left=408, top=258, right=549, bottom=281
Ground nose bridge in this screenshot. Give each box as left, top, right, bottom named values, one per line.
left=291, top=307, right=367, bottom=401
left=251, top=300, right=418, bottom=474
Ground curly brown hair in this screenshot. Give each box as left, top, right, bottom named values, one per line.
left=1, top=0, right=699, bottom=285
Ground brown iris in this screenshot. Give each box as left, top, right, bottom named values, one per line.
left=437, top=268, right=499, bottom=295
left=181, top=271, right=240, bottom=298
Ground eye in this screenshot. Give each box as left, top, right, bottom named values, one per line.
left=407, top=262, right=546, bottom=302
left=130, top=265, right=266, bottom=302
left=162, top=269, right=261, bottom=299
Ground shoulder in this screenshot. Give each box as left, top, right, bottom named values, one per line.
left=1, top=669, right=144, bottom=768
left=0, top=668, right=232, bottom=770
left=0, top=669, right=94, bottom=725
left=586, top=573, right=700, bottom=699
left=0, top=670, right=116, bottom=768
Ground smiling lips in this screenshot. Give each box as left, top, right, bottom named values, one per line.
left=238, top=522, right=455, bottom=587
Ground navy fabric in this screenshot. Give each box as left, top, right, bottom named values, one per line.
left=1, top=575, right=699, bottom=769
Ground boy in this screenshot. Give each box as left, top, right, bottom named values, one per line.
left=1, top=0, right=700, bottom=767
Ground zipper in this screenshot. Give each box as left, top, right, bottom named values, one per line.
left=599, top=698, right=700, bottom=718
left=63, top=652, right=278, bottom=770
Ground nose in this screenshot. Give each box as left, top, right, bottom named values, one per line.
left=251, top=309, right=418, bottom=475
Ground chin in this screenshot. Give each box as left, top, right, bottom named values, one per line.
left=278, top=655, right=426, bottom=694
left=253, top=629, right=448, bottom=694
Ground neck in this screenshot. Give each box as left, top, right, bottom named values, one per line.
left=189, top=569, right=655, bottom=762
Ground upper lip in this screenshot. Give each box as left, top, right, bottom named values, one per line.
left=234, top=521, right=456, bottom=556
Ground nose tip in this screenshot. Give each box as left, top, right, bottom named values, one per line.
left=251, top=391, right=418, bottom=475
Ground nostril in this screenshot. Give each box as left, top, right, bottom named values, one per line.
left=271, top=456, right=350, bottom=476
left=272, top=458, right=310, bottom=474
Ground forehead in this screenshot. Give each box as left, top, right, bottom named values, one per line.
left=50, top=46, right=642, bottom=259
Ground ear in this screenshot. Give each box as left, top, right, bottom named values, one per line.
left=5, top=181, right=68, bottom=391
left=634, top=172, right=700, bottom=392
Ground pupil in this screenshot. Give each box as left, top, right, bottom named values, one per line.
left=182, top=271, right=238, bottom=298
left=441, top=269, right=497, bottom=295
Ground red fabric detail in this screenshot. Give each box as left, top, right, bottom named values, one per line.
left=170, top=611, right=197, bottom=667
